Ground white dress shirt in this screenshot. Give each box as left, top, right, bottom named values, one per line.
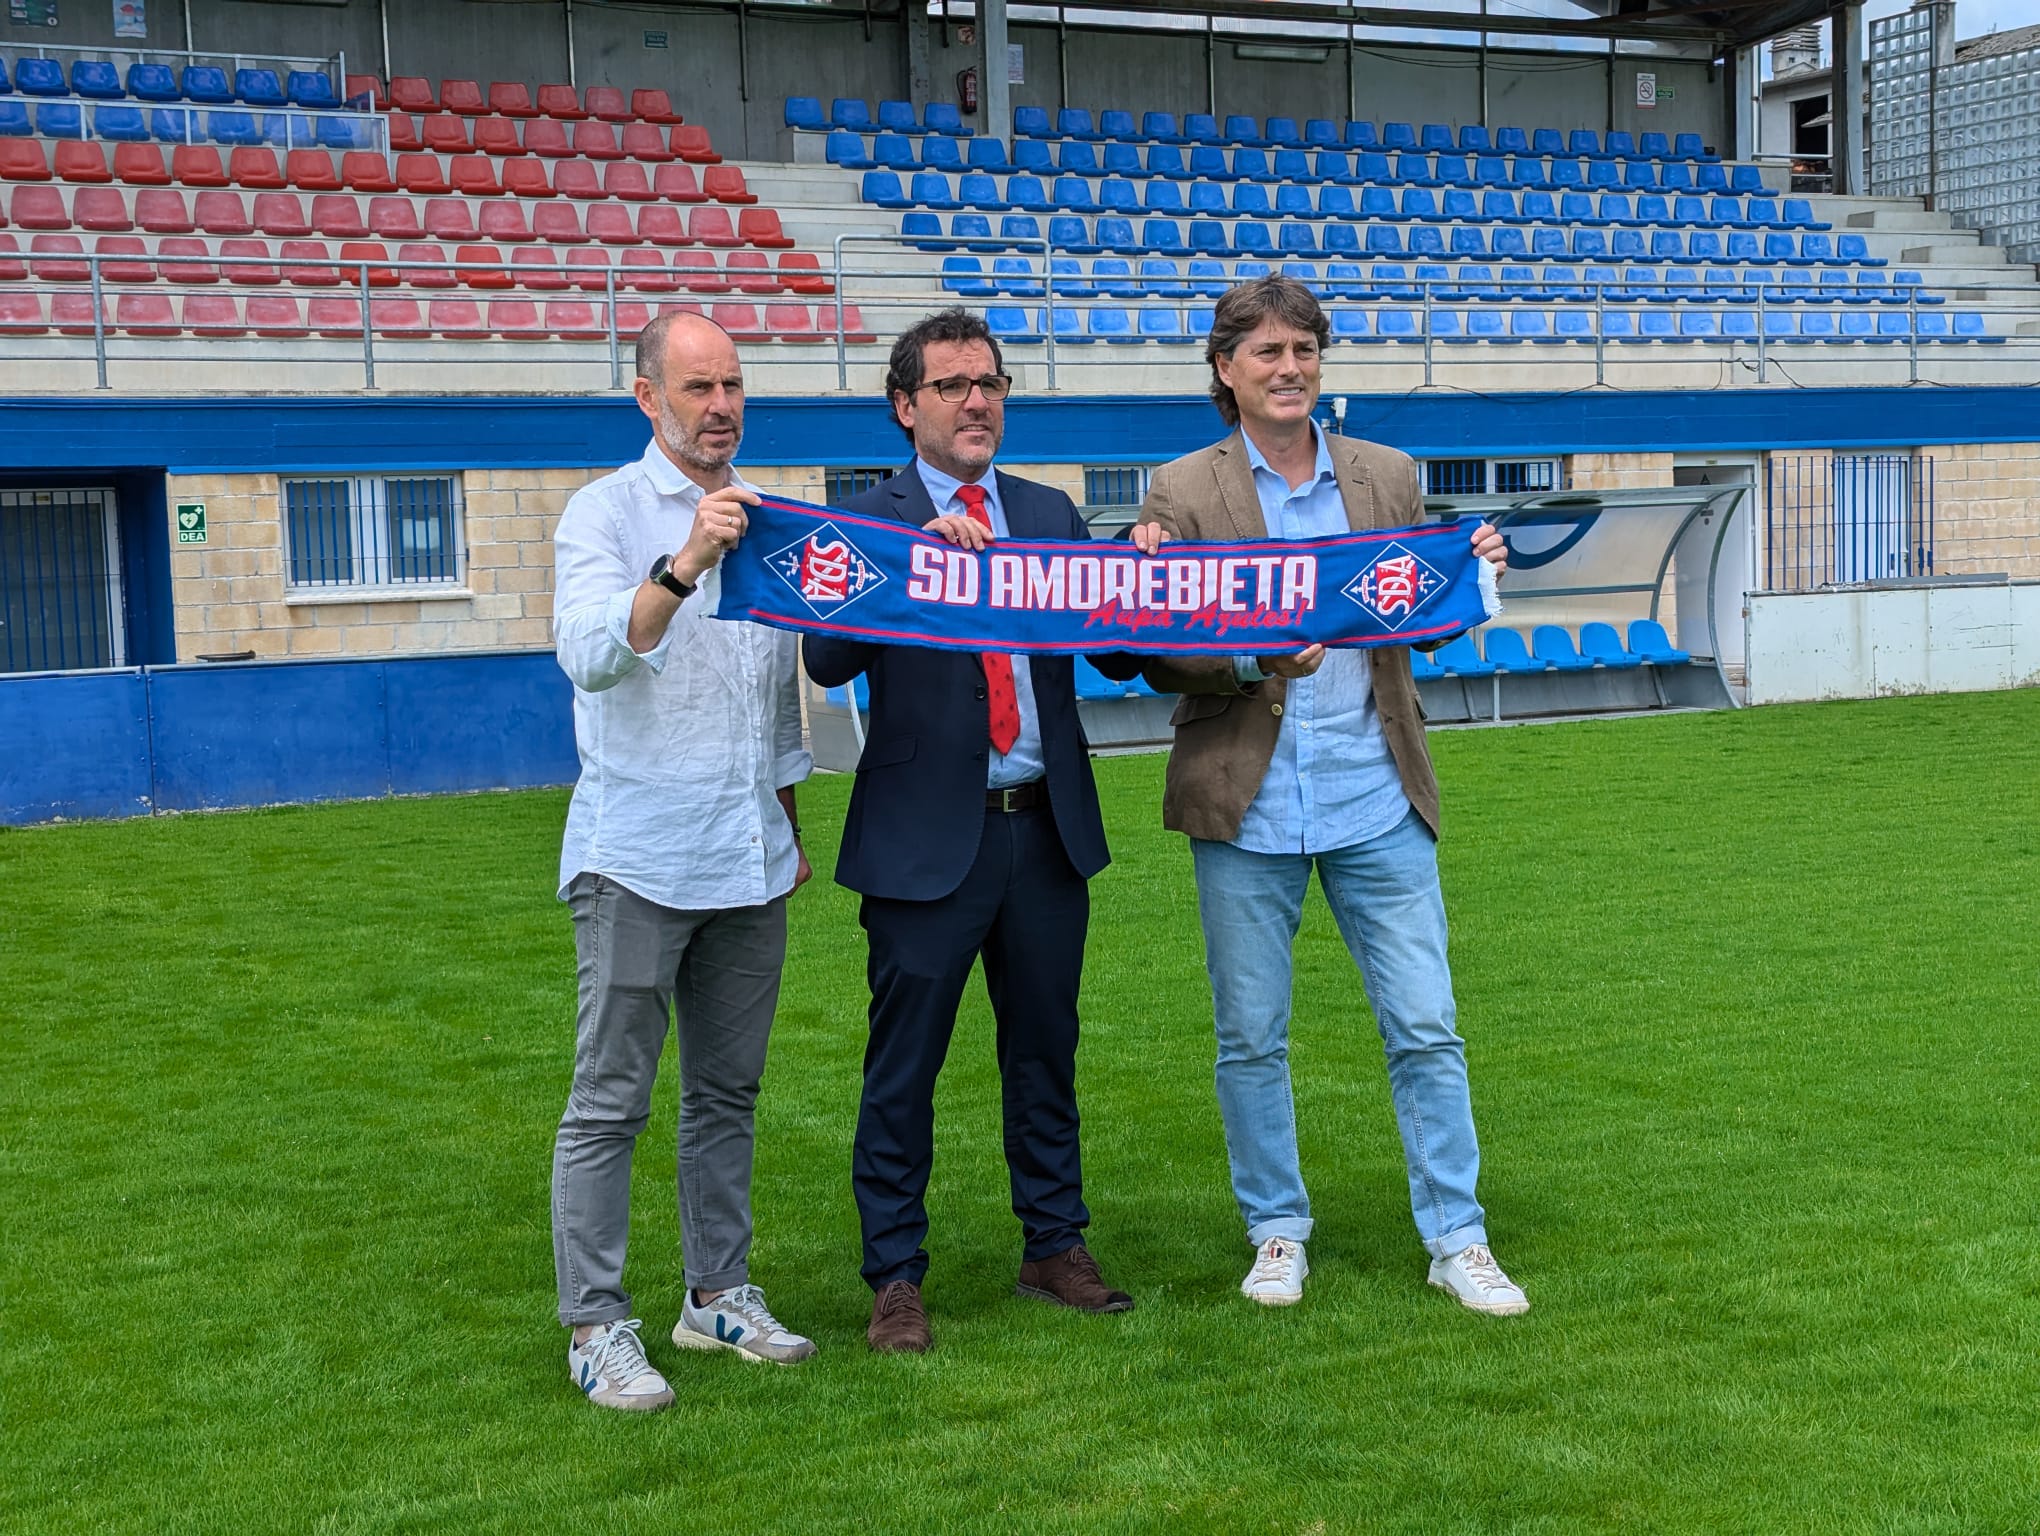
left=552, top=440, right=812, bottom=910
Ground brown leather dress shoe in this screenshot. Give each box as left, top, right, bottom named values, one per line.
left=1015, top=1243, right=1134, bottom=1313
left=868, top=1279, right=932, bottom=1353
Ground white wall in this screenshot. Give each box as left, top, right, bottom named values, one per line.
left=1747, top=582, right=2040, bottom=704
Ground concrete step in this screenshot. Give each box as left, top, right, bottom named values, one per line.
left=1904, top=241, right=2006, bottom=265
left=1846, top=209, right=1965, bottom=233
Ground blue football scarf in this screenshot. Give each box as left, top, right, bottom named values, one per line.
left=715, top=493, right=1498, bottom=656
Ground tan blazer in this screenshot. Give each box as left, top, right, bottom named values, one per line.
left=1139, top=428, right=1441, bottom=844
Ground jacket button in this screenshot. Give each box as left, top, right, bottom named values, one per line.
left=975, top=687, right=986, bottom=700
left=1271, top=703, right=1284, bottom=717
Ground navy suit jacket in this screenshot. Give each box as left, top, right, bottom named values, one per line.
left=804, top=465, right=1129, bottom=902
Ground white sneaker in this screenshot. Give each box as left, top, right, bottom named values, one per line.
left=673, top=1283, right=817, bottom=1364
left=568, top=1318, right=674, bottom=1412
left=1427, top=1243, right=1529, bottom=1316
left=1241, top=1237, right=1308, bottom=1306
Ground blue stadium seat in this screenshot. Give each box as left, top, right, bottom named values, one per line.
left=1781, top=198, right=1828, bottom=229
left=1014, top=105, right=1054, bottom=138
left=1893, top=270, right=1943, bottom=304
left=1046, top=306, right=1090, bottom=343
left=1623, top=161, right=1657, bottom=190
left=1274, top=184, right=1315, bottom=221
left=1232, top=182, right=1272, bottom=219
left=1224, top=114, right=1267, bottom=148
left=785, top=96, right=827, bottom=130
left=1096, top=215, right=1140, bottom=254
left=1183, top=113, right=1222, bottom=145
left=1140, top=256, right=1190, bottom=296
left=1720, top=309, right=1759, bottom=339
left=1189, top=146, right=1234, bottom=183
left=1639, top=132, right=1672, bottom=159
left=1330, top=308, right=1372, bottom=343
left=38, top=102, right=84, bottom=138
left=825, top=130, right=873, bottom=169
left=1057, top=139, right=1100, bottom=175
left=1344, top=121, right=1380, bottom=149
left=1578, top=622, right=1643, bottom=670
left=942, top=255, right=994, bottom=297
left=1627, top=620, right=1689, bottom=664
left=1011, top=140, right=1054, bottom=177
left=1089, top=306, right=1138, bottom=343
left=1144, top=111, right=1186, bottom=144
left=1546, top=158, right=1583, bottom=193
left=1001, top=213, right=1043, bottom=246
left=1553, top=308, right=1595, bottom=340
left=1049, top=256, right=1096, bottom=295
left=1381, top=122, right=1416, bottom=151
left=951, top=213, right=999, bottom=250
left=1265, top=117, right=1301, bottom=147
left=1511, top=158, right=1550, bottom=192
left=1430, top=154, right=1472, bottom=187
left=1483, top=628, right=1547, bottom=671
left=959, top=172, right=1008, bottom=211
left=1434, top=634, right=1493, bottom=677
left=16, top=58, right=65, bottom=96
left=1232, top=148, right=1276, bottom=183
left=1186, top=182, right=1227, bottom=219
left=987, top=306, right=1042, bottom=343
left=926, top=102, right=969, bottom=137
left=1660, top=163, right=1693, bottom=193
left=1052, top=176, right=1101, bottom=214
left=878, top=100, right=919, bottom=134
left=1074, top=659, right=1129, bottom=699
left=1278, top=222, right=1318, bottom=256
left=1730, top=165, right=1767, bottom=194
left=148, top=107, right=193, bottom=142
left=922, top=136, right=965, bottom=172
left=126, top=63, right=179, bottom=102
left=1605, top=131, right=1638, bottom=159
left=832, top=98, right=873, bottom=130
left=1322, top=223, right=1361, bottom=257
left=1797, top=309, right=1837, bottom=339
left=1186, top=220, right=1228, bottom=257
left=1273, top=148, right=1313, bottom=184
left=1233, top=221, right=1274, bottom=257
left=180, top=66, right=233, bottom=104
left=993, top=256, right=1043, bottom=296
left=1532, top=626, right=1595, bottom=670
left=1090, top=257, right=1141, bottom=298
left=237, top=69, right=287, bottom=108
left=93, top=105, right=149, bottom=141
left=1411, top=647, right=1445, bottom=682
left=1378, top=307, right=1425, bottom=343
left=861, top=170, right=909, bottom=208
left=1586, top=162, right=1625, bottom=194
left=1145, top=144, right=1190, bottom=180
left=1143, top=180, right=1186, bottom=216
left=1568, top=129, right=1601, bottom=159
left=1913, top=311, right=1951, bottom=339
left=1141, top=307, right=1196, bottom=344
left=1494, top=126, right=1530, bottom=155
left=1140, top=218, right=1188, bottom=255
left=1101, top=143, right=1143, bottom=178
left=1458, top=125, right=1492, bottom=154
left=287, top=71, right=339, bottom=109
left=1398, top=152, right=1440, bottom=188
left=1304, top=119, right=1340, bottom=148
left=1365, top=224, right=1403, bottom=257
left=1419, top=123, right=1453, bottom=152
left=70, top=60, right=123, bottom=99
left=1186, top=258, right=1231, bottom=296
left=1674, top=132, right=1715, bottom=162
left=1060, top=108, right=1104, bottom=142
left=1000, top=175, right=1049, bottom=214
left=1097, top=177, right=1138, bottom=214
left=1837, top=232, right=1884, bottom=266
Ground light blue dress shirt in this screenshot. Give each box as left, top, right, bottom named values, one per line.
left=1231, top=427, right=1411, bottom=856
left=914, top=458, right=1047, bottom=789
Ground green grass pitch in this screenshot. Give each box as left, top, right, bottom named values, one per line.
left=4, top=691, right=2039, bottom=1534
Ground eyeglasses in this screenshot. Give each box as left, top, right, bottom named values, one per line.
left=917, top=374, right=1013, bottom=403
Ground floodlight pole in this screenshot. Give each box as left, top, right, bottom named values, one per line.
left=978, top=0, right=1012, bottom=147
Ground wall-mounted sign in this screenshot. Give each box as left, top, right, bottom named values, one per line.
left=643, top=29, right=667, bottom=49
left=1636, top=72, right=1658, bottom=109
left=176, top=502, right=207, bottom=544
left=113, top=0, right=145, bottom=39
left=1008, top=43, right=1024, bottom=84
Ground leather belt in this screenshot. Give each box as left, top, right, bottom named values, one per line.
left=986, top=781, right=1048, bottom=813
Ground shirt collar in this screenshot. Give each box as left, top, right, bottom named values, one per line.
left=1240, top=423, right=1335, bottom=491
left=914, top=456, right=996, bottom=512
left=637, top=439, right=753, bottom=503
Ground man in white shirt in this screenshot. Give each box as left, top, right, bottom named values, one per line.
left=549, top=311, right=815, bottom=1412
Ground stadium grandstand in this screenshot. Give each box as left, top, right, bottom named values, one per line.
left=3, top=0, right=2037, bottom=823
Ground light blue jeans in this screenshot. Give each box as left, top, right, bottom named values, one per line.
left=1190, top=810, right=1488, bottom=1258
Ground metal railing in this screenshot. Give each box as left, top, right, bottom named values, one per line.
left=0, top=43, right=347, bottom=91
left=5, top=97, right=390, bottom=152
left=1766, top=452, right=1937, bottom=590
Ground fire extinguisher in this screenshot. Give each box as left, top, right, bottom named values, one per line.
left=958, top=67, right=979, bottom=115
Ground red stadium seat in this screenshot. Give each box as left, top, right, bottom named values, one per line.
left=632, top=90, right=682, bottom=125
left=367, top=196, right=424, bottom=241
left=280, top=239, right=341, bottom=286
left=423, top=198, right=478, bottom=242
left=0, top=235, right=23, bottom=283
left=53, top=291, right=106, bottom=337
left=387, top=115, right=424, bottom=153
left=30, top=234, right=90, bottom=281
left=94, top=235, right=155, bottom=282
left=487, top=82, right=537, bottom=118
left=778, top=252, right=831, bottom=294
left=195, top=190, right=253, bottom=236
left=342, top=152, right=397, bottom=193
left=672, top=126, right=721, bottom=165
left=585, top=87, right=631, bottom=123
left=450, top=156, right=502, bottom=198
left=523, top=120, right=573, bottom=158
left=565, top=247, right=612, bottom=290
left=636, top=204, right=688, bottom=247
left=253, top=192, right=310, bottom=238
left=73, top=188, right=135, bottom=232
left=621, top=124, right=671, bottom=164
left=429, top=297, right=488, bottom=337
left=440, top=80, right=487, bottom=116
left=0, top=291, right=49, bottom=335
left=473, top=118, right=525, bottom=157
left=344, top=74, right=387, bottom=110
left=619, top=247, right=677, bottom=292
left=612, top=300, right=658, bottom=339
left=737, top=208, right=792, bottom=249
left=673, top=251, right=730, bottom=294
left=157, top=237, right=217, bottom=283
left=489, top=298, right=546, bottom=339
left=113, top=144, right=171, bottom=186
left=511, top=246, right=567, bottom=290
left=586, top=204, right=639, bottom=245
left=55, top=142, right=112, bottom=184
left=531, top=201, right=586, bottom=244
left=764, top=302, right=816, bottom=337
left=603, top=162, right=655, bottom=202
left=11, top=186, right=73, bottom=231
left=710, top=302, right=767, bottom=342
left=501, top=160, right=553, bottom=198
left=0, top=141, right=51, bottom=182
left=815, top=303, right=874, bottom=343
left=181, top=292, right=245, bottom=336
left=286, top=149, right=342, bottom=191
left=688, top=206, right=741, bottom=247
left=397, top=154, right=451, bottom=195
left=397, top=242, right=457, bottom=288
left=229, top=147, right=285, bottom=189
left=553, top=160, right=603, bottom=200
left=724, top=251, right=780, bottom=294
left=654, top=164, right=706, bottom=203
left=545, top=300, right=604, bottom=339
left=704, top=166, right=757, bottom=205
left=220, top=238, right=279, bottom=285
left=455, top=243, right=512, bottom=289
left=310, top=193, right=369, bottom=239
left=477, top=200, right=534, bottom=243
left=171, top=145, right=229, bottom=187
left=310, top=294, right=367, bottom=337
left=337, top=240, right=399, bottom=287
left=389, top=77, right=437, bottom=113
left=536, top=84, right=586, bottom=121
left=372, top=297, right=430, bottom=338
left=572, top=121, right=623, bottom=161
left=246, top=294, right=309, bottom=337
left=423, top=115, right=472, bottom=155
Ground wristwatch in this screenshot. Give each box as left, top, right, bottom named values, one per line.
left=648, top=552, right=696, bottom=600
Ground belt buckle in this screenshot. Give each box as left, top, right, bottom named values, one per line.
left=996, top=787, right=1020, bottom=814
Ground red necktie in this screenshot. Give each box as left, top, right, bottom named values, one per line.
left=954, top=483, right=1020, bottom=756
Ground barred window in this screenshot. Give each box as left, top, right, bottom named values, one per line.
left=1083, top=466, right=1150, bottom=508
left=283, top=475, right=464, bottom=590
left=1424, top=459, right=1489, bottom=497
left=1423, top=458, right=1562, bottom=497
left=826, top=468, right=895, bottom=502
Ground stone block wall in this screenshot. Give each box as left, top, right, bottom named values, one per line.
left=1924, top=443, right=2040, bottom=578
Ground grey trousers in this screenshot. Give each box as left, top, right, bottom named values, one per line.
left=551, top=872, right=788, bottom=1326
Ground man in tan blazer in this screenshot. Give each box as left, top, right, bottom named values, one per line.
left=1135, top=275, right=1526, bottom=1315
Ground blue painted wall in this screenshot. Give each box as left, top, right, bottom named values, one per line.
left=2, top=386, right=2038, bottom=476
left=0, top=651, right=578, bottom=827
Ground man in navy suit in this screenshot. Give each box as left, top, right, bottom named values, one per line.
left=805, top=309, right=1151, bottom=1353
